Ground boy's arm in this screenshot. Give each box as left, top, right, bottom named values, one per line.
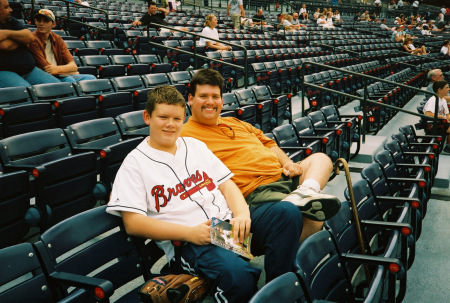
left=219, top=179, right=251, bottom=243
left=121, top=211, right=211, bottom=245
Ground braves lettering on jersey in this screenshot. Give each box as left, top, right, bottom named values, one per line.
left=106, top=136, right=233, bottom=260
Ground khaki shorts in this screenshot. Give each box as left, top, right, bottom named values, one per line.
left=231, top=14, right=241, bottom=29
left=245, top=174, right=300, bottom=207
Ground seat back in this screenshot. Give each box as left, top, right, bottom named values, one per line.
left=248, top=272, right=305, bottom=303
left=0, top=171, right=30, bottom=248
left=65, top=118, right=123, bottom=150
left=115, top=110, right=148, bottom=138
left=35, top=206, right=152, bottom=299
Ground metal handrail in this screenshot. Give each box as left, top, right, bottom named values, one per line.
left=307, top=31, right=364, bottom=58
left=49, top=0, right=110, bottom=40
left=146, top=23, right=248, bottom=87
left=179, top=1, right=220, bottom=15
left=300, top=61, right=441, bottom=142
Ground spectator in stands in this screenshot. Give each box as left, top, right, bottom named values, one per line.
left=441, top=5, right=447, bottom=15
left=398, top=14, right=407, bottom=25
left=397, top=0, right=404, bottom=11
left=106, top=84, right=304, bottom=302
left=326, top=12, right=335, bottom=28
left=285, top=15, right=307, bottom=30
left=131, top=1, right=169, bottom=28
left=426, top=20, right=441, bottom=32
left=421, top=24, right=433, bottom=36
left=290, top=13, right=301, bottom=25
left=402, top=37, right=427, bottom=55
left=415, top=14, right=421, bottom=23
left=444, top=21, right=450, bottom=33
left=441, top=40, right=450, bottom=57
left=275, top=13, right=292, bottom=30
left=437, top=13, right=445, bottom=30
left=227, top=0, right=245, bottom=30
left=299, top=4, right=308, bottom=20
left=313, top=8, right=320, bottom=19
left=353, top=11, right=361, bottom=21
left=199, top=14, right=232, bottom=51
left=251, top=9, right=266, bottom=25
left=317, top=14, right=331, bottom=27
left=29, top=9, right=96, bottom=83
left=0, top=0, right=60, bottom=88
left=392, top=25, right=406, bottom=42
left=181, top=68, right=342, bottom=243
left=424, top=8, right=431, bottom=21
left=374, top=0, right=381, bottom=8
left=74, top=0, right=89, bottom=6
left=423, top=80, right=450, bottom=153
left=380, top=19, right=392, bottom=31
left=403, top=25, right=417, bottom=38
left=333, top=10, right=343, bottom=23
left=369, top=12, right=377, bottom=22
left=426, top=69, right=450, bottom=103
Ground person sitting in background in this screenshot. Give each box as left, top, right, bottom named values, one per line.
left=299, top=4, right=309, bottom=20
left=131, top=1, right=169, bottom=28
left=251, top=9, right=266, bottom=25
left=421, top=24, right=433, bottom=36
left=74, top=0, right=89, bottom=6
left=317, top=14, right=329, bottom=27
left=326, top=12, right=335, bottom=28
left=392, top=25, right=406, bottom=42
left=285, top=14, right=307, bottom=30
left=402, top=37, right=427, bottom=55
left=333, top=10, right=343, bottom=22
left=360, top=10, right=371, bottom=21
left=29, top=9, right=96, bottom=83
left=380, top=19, right=392, bottom=31
left=0, top=0, right=60, bottom=88
left=353, top=11, right=361, bottom=21
left=423, top=80, right=450, bottom=154
left=199, top=14, right=232, bottom=51
left=441, top=40, right=450, bottom=57
left=313, top=8, right=320, bottom=19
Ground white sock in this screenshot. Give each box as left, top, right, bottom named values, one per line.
left=300, top=179, right=321, bottom=193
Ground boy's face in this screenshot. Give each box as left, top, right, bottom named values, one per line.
left=35, top=15, right=55, bottom=34
left=188, top=84, right=222, bottom=125
left=143, top=103, right=185, bottom=153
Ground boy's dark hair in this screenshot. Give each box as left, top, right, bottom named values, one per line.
left=189, top=69, right=224, bottom=97
left=443, top=40, right=449, bottom=46
left=146, top=85, right=186, bottom=116
left=147, top=1, right=157, bottom=7
left=433, top=80, right=448, bottom=93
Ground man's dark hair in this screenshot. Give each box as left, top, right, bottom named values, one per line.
left=146, top=85, right=186, bottom=116
left=443, top=40, right=449, bottom=46
left=189, top=69, right=224, bottom=97
left=147, top=1, right=157, bottom=7
left=433, top=80, right=448, bottom=93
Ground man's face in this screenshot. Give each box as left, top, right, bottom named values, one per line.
left=432, top=70, right=444, bottom=82
left=293, top=13, right=298, bottom=20
left=35, top=15, right=54, bottom=35
left=188, top=84, right=222, bottom=125
left=0, top=0, right=12, bottom=24
left=257, top=9, right=263, bottom=16
left=143, top=103, right=185, bottom=152
left=148, top=4, right=157, bottom=15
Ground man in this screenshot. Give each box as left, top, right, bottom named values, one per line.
left=392, top=25, right=406, bottom=42
left=425, top=69, right=450, bottom=103
left=360, top=10, right=371, bottom=21
left=131, top=1, right=169, bottom=28
left=353, top=11, right=361, bottom=22
left=107, top=85, right=303, bottom=302
left=181, top=69, right=341, bottom=242
left=291, top=12, right=300, bottom=25
left=0, top=0, right=60, bottom=87
left=251, top=8, right=266, bottom=25
left=380, top=19, right=392, bottom=31
left=227, top=0, right=245, bottom=30
left=28, top=9, right=96, bottom=83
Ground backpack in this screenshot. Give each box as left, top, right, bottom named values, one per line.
left=139, top=274, right=209, bottom=303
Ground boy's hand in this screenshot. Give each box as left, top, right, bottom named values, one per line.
left=188, top=219, right=212, bottom=245
left=230, top=215, right=251, bottom=244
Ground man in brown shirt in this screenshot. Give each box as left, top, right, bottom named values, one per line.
left=28, top=9, right=96, bottom=82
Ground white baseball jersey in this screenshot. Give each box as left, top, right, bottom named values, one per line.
left=106, top=136, right=234, bottom=260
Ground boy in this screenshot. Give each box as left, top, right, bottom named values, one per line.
left=106, top=85, right=302, bottom=302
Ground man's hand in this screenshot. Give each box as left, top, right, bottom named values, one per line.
left=230, top=214, right=251, bottom=243
left=43, top=64, right=61, bottom=75
left=132, top=20, right=141, bottom=26
left=187, top=219, right=212, bottom=245
left=282, top=162, right=303, bottom=178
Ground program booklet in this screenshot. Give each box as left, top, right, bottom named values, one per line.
left=210, top=217, right=253, bottom=260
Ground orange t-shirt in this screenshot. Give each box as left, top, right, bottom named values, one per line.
left=181, top=117, right=283, bottom=197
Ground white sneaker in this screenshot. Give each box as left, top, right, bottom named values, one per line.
left=283, top=186, right=341, bottom=221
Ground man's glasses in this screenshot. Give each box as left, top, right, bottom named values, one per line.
left=217, top=123, right=235, bottom=139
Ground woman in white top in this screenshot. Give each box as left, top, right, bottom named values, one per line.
left=424, top=80, right=450, bottom=152
left=326, top=12, right=334, bottom=28
left=199, top=14, right=232, bottom=51
left=317, top=14, right=329, bottom=27
left=441, top=40, right=450, bottom=57
left=300, top=4, right=308, bottom=20
left=333, top=10, right=343, bottom=22
left=402, top=37, right=427, bottom=55
left=313, top=8, right=320, bottom=19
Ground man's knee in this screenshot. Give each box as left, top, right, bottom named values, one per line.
left=301, top=152, right=333, bottom=171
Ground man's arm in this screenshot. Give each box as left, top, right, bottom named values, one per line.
left=227, top=3, right=231, bottom=16
left=0, top=29, right=33, bottom=50
left=219, top=179, right=251, bottom=243
left=158, top=6, right=170, bottom=15
left=239, top=4, right=245, bottom=17
left=121, top=212, right=211, bottom=245
left=425, top=110, right=446, bottom=120
left=270, top=146, right=303, bottom=177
